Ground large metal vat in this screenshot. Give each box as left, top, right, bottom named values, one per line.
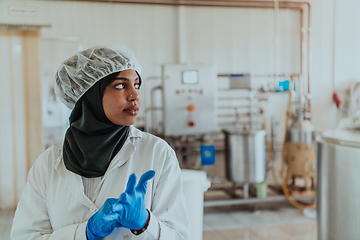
left=317, top=129, right=360, bottom=240
left=224, top=130, right=266, bottom=183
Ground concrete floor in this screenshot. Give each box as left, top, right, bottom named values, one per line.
left=204, top=223, right=316, bottom=240
left=202, top=203, right=316, bottom=240
left=0, top=209, right=14, bottom=240
left=0, top=203, right=316, bottom=240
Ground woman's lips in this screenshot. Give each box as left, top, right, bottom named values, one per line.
left=123, top=106, right=139, bottom=116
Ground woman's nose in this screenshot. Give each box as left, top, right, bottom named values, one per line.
left=127, top=90, right=140, bottom=101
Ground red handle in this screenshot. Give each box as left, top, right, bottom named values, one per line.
left=333, top=92, right=341, bottom=108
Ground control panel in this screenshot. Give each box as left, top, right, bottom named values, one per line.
left=162, top=63, right=218, bottom=136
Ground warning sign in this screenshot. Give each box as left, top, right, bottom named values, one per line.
left=8, top=5, right=38, bottom=17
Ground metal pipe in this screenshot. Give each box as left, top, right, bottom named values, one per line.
left=52, top=0, right=307, bottom=8
left=274, top=0, right=280, bottom=87
left=249, top=94, right=254, bottom=130
left=218, top=105, right=255, bottom=109
left=243, top=183, right=249, bottom=199
left=204, top=195, right=315, bottom=207
left=306, top=2, right=312, bottom=99
left=150, top=86, right=162, bottom=133
left=218, top=73, right=289, bottom=78
left=144, top=107, right=163, bottom=132
left=218, top=112, right=259, bottom=118
left=218, top=97, right=249, bottom=100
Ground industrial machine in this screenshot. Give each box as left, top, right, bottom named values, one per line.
left=281, top=74, right=316, bottom=209
left=162, top=63, right=218, bottom=136
left=317, top=82, right=360, bottom=239
left=145, top=63, right=219, bottom=168
left=223, top=91, right=267, bottom=198
left=224, top=129, right=266, bottom=184
left=146, top=65, right=315, bottom=207
left=317, top=129, right=360, bottom=239
left=223, top=128, right=266, bottom=199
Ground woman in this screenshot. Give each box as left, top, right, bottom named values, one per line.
left=11, top=46, right=190, bottom=239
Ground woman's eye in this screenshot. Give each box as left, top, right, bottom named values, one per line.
left=135, top=84, right=141, bottom=89
left=115, top=83, right=125, bottom=89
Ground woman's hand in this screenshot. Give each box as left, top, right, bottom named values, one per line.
left=86, top=170, right=155, bottom=240
left=86, top=198, right=122, bottom=240
left=113, top=170, right=155, bottom=230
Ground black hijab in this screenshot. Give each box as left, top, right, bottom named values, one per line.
left=63, top=72, right=129, bottom=178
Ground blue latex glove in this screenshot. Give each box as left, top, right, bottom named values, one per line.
left=113, top=170, right=155, bottom=230
left=86, top=198, right=122, bottom=240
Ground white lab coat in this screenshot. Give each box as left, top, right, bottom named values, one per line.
left=11, top=125, right=190, bottom=240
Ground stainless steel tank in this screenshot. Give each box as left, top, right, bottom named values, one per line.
left=317, top=128, right=360, bottom=240
left=223, top=129, right=266, bottom=183
left=286, top=118, right=316, bottom=190
left=287, top=118, right=315, bottom=143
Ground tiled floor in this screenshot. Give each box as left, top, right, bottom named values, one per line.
left=0, top=203, right=316, bottom=240
left=203, top=223, right=316, bottom=240
left=0, top=209, right=14, bottom=240
left=202, top=203, right=316, bottom=240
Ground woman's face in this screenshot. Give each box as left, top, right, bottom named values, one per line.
left=102, top=69, right=141, bottom=126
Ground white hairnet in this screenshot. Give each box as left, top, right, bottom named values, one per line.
left=54, top=45, right=142, bottom=110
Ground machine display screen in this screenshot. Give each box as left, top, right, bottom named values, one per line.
left=182, top=71, right=198, bottom=84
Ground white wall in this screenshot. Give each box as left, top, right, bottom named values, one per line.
left=1, top=0, right=357, bottom=129
left=310, top=0, right=360, bottom=131
left=332, top=0, right=360, bottom=124
left=310, top=0, right=337, bottom=131
left=1, top=0, right=302, bottom=127
left=1, top=0, right=360, bottom=208
left=50, top=2, right=300, bottom=132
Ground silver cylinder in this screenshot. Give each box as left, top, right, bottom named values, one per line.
left=224, top=130, right=266, bottom=183
left=317, top=129, right=360, bottom=240
left=287, top=118, right=315, bottom=143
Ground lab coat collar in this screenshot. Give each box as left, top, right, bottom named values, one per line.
left=102, top=125, right=141, bottom=171
left=53, top=125, right=142, bottom=209
left=52, top=125, right=142, bottom=171
left=128, top=125, right=142, bottom=139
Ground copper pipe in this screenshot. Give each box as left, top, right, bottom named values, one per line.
left=51, top=0, right=308, bottom=8
left=306, top=2, right=312, bottom=113
left=300, top=5, right=305, bottom=96
left=55, top=1, right=275, bottom=8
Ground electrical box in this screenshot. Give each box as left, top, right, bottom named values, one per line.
left=162, top=63, right=218, bottom=136
left=229, top=74, right=251, bottom=89
left=201, top=145, right=216, bottom=165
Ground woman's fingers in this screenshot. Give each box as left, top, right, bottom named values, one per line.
left=125, top=173, right=137, bottom=195
left=112, top=202, right=124, bottom=214
left=136, top=170, right=155, bottom=193
left=103, top=212, right=120, bottom=222
left=104, top=203, right=123, bottom=226
left=118, top=171, right=155, bottom=204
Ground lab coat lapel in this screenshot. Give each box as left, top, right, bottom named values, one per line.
left=102, top=138, right=136, bottom=178
left=55, top=155, right=96, bottom=210
left=103, top=126, right=140, bottom=175
left=93, top=138, right=136, bottom=206
left=54, top=128, right=139, bottom=210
